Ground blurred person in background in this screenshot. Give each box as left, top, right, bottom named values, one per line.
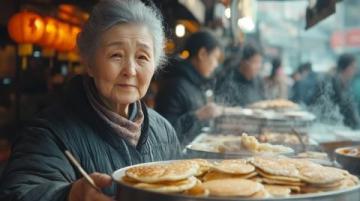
left=155, top=30, right=223, bottom=146
left=291, top=62, right=320, bottom=105
left=352, top=71, right=360, bottom=116
left=215, top=43, right=265, bottom=106
left=0, top=1, right=181, bottom=201
left=264, top=57, right=289, bottom=99
left=309, top=53, right=360, bottom=129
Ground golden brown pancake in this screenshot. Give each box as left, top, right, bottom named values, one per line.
left=249, top=188, right=271, bottom=198
left=299, top=166, right=345, bottom=185
left=126, top=161, right=199, bottom=183
left=257, top=168, right=301, bottom=182
left=134, top=176, right=197, bottom=193
left=212, top=159, right=255, bottom=174
left=202, top=171, right=257, bottom=181
left=186, top=159, right=213, bottom=176
left=121, top=175, right=139, bottom=185
left=202, top=178, right=263, bottom=197
left=250, top=157, right=300, bottom=178
left=300, top=184, right=343, bottom=194
left=184, top=179, right=210, bottom=197
left=261, top=177, right=305, bottom=186
left=264, top=185, right=291, bottom=197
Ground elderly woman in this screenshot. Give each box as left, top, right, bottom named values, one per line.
left=0, top=0, right=180, bottom=201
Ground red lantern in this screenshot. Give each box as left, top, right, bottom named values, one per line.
left=7, top=11, right=45, bottom=70
left=38, top=17, right=58, bottom=47
left=7, top=11, right=45, bottom=44
left=55, top=25, right=81, bottom=52
left=68, top=26, right=81, bottom=51
left=53, top=21, right=69, bottom=51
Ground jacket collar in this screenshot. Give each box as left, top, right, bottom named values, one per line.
left=178, top=59, right=210, bottom=88
left=63, top=75, right=149, bottom=151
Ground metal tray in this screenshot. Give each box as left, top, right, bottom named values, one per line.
left=112, top=160, right=360, bottom=201
left=184, top=144, right=297, bottom=159
left=184, top=133, right=320, bottom=159
left=215, top=110, right=316, bottom=134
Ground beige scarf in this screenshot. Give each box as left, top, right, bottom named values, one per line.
left=83, top=76, right=144, bottom=146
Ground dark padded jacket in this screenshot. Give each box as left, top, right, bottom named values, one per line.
left=215, top=68, right=265, bottom=107
left=308, top=74, right=360, bottom=129
left=155, top=59, right=212, bottom=146
left=0, top=75, right=181, bottom=201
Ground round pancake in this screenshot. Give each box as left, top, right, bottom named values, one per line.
left=250, top=177, right=263, bottom=183
left=134, top=176, right=197, bottom=193
left=121, top=175, right=139, bottom=185
left=264, top=185, right=291, bottom=197
left=202, top=171, right=257, bottom=181
left=299, top=166, right=345, bottom=185
left=250, top=188, right=271, bottom=198
left=126, top=161, right=199, bottom=183
left=340, top=176, right=358, bottom=188
left=250, top=157, right=300, bottom=178
left=262, top=177, right=305, bottom=186
left=184, top=179, right=210, bottom=197
left=300, top=183, right=343, bottom=194
left=186, top=159, right=213, bottom=176
left=257, top=168, right=301, bottom=182
left=285, top=158, right=321, bottom=169
left=345, top=174, right=359, bottom=186
left=202, top=178, right=263, bottom=197
left=213, top=159, right=255, bottom=174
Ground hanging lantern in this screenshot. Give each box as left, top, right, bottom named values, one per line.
left=38, top=17, right=58, bottom=48
left=55, top=25, right=80, bottom=52
left=53, top=21, right=69, bottom=52
left=7, top=11, right=45, bottom=70
left=68, top=26, right=81, bottom=51
left=7, top=11, right=45, bottom=44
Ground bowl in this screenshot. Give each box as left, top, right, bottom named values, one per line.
left=335, top=145, right=360, bottom=175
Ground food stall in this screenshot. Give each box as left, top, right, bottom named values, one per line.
left=111, top=99, right=360, bottom=201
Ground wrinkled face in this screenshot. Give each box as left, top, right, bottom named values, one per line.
left=87, top=23, right=155, bottom=105
left=244, top=54, right=262, bottom=78
left=198, top=47, right=222, bottom=78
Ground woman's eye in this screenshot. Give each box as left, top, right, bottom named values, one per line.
left=111, top=53, right=123, bottom=58
left=137, top=55, right=149, bottom=61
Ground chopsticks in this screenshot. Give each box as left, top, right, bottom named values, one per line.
left=65, top=150, right=102, bottom=192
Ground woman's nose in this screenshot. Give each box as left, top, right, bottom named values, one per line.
left=121, top=59, right=136, bottom=77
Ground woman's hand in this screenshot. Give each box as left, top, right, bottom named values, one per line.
left=195, top=102, right=223, bottom=121
left=68, top=173, right=114, bottom=201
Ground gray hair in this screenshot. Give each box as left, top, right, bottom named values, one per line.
left=77, top=0, right=166, bottom=68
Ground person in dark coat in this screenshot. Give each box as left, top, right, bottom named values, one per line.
left=0, top=1, right=181, bottom=201
left=291, top=62, right=320, bottom=105
left=309, top=53, right=360, bottom=129
left=264, top=57, right=289, bottom=100
left=155, top=31, right=223, bottom=146
left=215, top=44, right=265, bottom=107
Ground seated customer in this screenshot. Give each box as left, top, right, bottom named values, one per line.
left=0, top=1, right=180, bottom=201
left=156, top=31, right=223, bottom=146
left=309, top=53, right=360, bottom=129
left=264, top=57, right=289, bottom=99
left=215, top=44, right=265, bottom=106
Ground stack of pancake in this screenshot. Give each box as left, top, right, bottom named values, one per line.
left=250, top=157, right=358, bottom=195
left=121, top=157, right=359, bottom=198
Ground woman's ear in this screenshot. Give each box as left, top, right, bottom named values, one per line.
left=81, top=57, right=94, bottom=77
left=86, top=66, right=94, bottom=77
